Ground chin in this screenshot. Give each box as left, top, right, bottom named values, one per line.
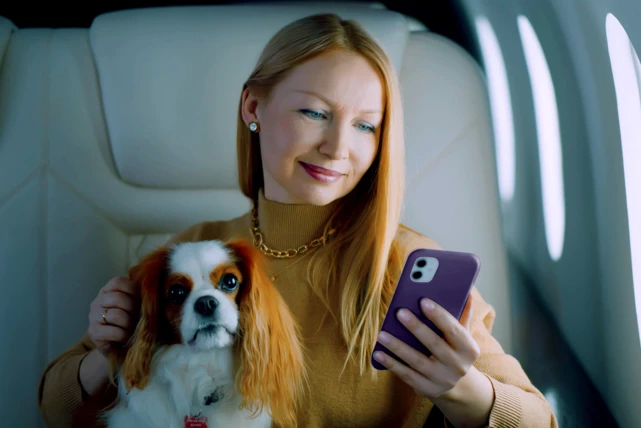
left=103, top=239, right=306, bottom=428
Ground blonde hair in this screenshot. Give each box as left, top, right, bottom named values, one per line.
left=236, top=14, right=405, bottom=376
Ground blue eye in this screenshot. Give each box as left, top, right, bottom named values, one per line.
left=300, top=109, right=326, bottom=120
left=357, top=123, right=376, bottom=133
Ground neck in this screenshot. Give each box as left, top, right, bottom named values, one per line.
left=254, top=189, right=341, bottom=251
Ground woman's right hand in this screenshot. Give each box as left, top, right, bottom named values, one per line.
left=87, top=276, right=140, bottom=358
left=79, top=276, right=140, bottom=397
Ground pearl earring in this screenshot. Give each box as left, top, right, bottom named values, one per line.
left=249, top=121, right=259, bottom=132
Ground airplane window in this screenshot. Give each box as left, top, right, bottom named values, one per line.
left=517, top=15, right=566, bottom=262
left=606, top=13, right=641, bottom=342
left=474, top=16, right=516, bottom=203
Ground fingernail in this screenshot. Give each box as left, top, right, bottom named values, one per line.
left=421, top=299, right=435, bottom=311
left=373, top=351, right=386, bottom=362
left=397, top=309, right=411, bottom=322
left=378, top=331, right=390, bottom=344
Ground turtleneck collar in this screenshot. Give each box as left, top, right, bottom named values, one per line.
left=254, top=189, right=341, bottom=250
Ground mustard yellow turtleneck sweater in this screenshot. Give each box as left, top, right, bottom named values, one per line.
left=38, top=191, right=557, bottom=427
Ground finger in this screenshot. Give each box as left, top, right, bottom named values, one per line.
left=396, top=308, right=459, bottom=366
left=102, top=276, right=137, bottom=297
left=459, top=295, right=474, bottom=331
left=377, top=331, right=438, bottom=378
left=372, top=350, right=439, bottom=398
left=419, top=299, right=475, bottom=352
left=95, top=307, right=134, bottom=331
left=88, top=323, right=131, bottom=345
left=101, top=291, right=138, bottom=314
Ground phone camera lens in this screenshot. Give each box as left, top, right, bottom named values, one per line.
left=412, top=271, right=423, bottom=280
left=416, top=259, right=427, bottom=268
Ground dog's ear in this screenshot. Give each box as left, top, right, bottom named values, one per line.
left=117, top=246, right=171, bottom=392
left=227, top=239, right=307, bottom=427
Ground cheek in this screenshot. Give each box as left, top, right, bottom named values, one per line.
left=351, top=139, right=379, bottom=176
left=223, top=293, right=239, bottom=309
left=260, top=114, right=309, bottom=173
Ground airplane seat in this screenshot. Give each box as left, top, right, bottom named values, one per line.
left=0, top=4, right=510, bottom=426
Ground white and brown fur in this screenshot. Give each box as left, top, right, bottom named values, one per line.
left=104, top=240, right=306, bottom=428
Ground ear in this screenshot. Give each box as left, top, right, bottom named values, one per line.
left=241, top=86, right=260, bottom=126
left=228, top=239, right=307, bottom=427
left=118, top=246, right=170, bottom=392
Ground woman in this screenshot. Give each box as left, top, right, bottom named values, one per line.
left=38, top=13, right=557, bottom=428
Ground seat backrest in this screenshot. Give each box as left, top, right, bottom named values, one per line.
left=0, top=4, right=509, bottom=426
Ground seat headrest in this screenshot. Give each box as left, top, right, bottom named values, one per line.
left=89, top=4, right=411, bottom=189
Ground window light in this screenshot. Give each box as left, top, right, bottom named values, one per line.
left=517, top=15, right=566, bottom=262
left=475, top=16, right=516, bottom=202
left=606, top=13, right=641, bottom=342
left=544, top=389, right=560, bottom=421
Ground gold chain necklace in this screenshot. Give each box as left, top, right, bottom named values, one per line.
left=250, top=206, right=337, bottom=259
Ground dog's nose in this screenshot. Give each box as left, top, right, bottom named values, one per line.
left=194, top=296, right=218, bottom=317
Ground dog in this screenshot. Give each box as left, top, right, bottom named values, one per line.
left=104, top=239, right=306, bottom=428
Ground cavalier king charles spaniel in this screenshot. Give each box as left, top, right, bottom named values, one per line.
left=104, top=239, right=306, bottom=428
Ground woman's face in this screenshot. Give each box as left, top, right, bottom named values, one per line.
left=241, top=50, right=385, bottom=205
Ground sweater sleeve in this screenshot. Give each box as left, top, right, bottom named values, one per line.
left=468, top=287, right=559, bottom=428
left=37, top=334, right=117, bottom=428
left=37, top=222, right=216, bottom=427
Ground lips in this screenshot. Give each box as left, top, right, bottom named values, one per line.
left=299, top=162, right=345, bottom=183
left=300, top=162, right=343, bottom=176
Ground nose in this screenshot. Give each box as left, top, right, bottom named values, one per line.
left=319, top=123, right=349, bottom=160
left=194, top=296, right=218, bottom=317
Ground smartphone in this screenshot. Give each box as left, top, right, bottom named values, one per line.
left=371, top=248, right=480, bottom=370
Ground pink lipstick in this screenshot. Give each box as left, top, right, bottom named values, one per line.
left=299, top=162, right=344, bottom=183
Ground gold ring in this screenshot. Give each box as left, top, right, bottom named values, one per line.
left=102, top=308, right=108, bottom=325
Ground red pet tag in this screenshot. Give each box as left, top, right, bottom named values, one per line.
left=184, top=415, right=208, bottom=428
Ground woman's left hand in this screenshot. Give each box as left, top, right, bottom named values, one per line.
left=373, top=296, right=481, bottom=400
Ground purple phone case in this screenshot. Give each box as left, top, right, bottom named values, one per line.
left=371, top=248, right=480, bottom=370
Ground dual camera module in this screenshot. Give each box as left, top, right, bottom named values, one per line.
left=410, top=257, right=440, bottom=283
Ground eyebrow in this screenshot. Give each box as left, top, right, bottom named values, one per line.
left=294, top=90, right=383, bottom=114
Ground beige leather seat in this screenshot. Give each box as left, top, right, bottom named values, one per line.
left=0, top=4, right=509, bottom=426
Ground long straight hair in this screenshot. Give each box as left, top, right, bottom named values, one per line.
left=236, top=14, right=405, bottom=376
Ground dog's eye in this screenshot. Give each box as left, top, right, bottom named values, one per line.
left=219, top=273, right=239, bottom=292
left=168, top=284, right=188, bottom=305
